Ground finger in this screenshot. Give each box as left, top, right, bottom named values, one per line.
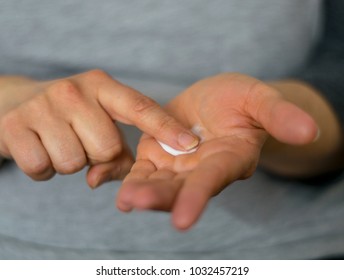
left=116, top=160, right=157, bottom=212
left=97, top=81, right=199, bottom=151
left=4, top=127, right=55, bottom=180
left=87, top=149, right=134, bottom=188
left=44, top=77, right=124, bottom=164
left=136, top=134, right=176, bottom=169
left=118, top=160, right=182, bottom=212
left=172, top=151, right=246, bottom=230
left=148, top=169, right=176, bottom=180
left=69, top=106, right=125, bottom=165
left=123, top=159, right=157, bottom=182
left=34, top=121, right=87, bottom=174
left=128, top=179, right=181, bottom=212
left=135, top=169, right=181, bottom=210
left=246, top=85, right=318, bottom=145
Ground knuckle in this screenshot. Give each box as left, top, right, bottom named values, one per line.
left=0, top=111, right=30, bottom=142
left=48, top=79, right=77, bottom=94
left=248, top=79, right=269, bottom=97
left=82, top=69, right=111, bottom=83
left=27, top=96, right=45, bottom=112
left=24, top=95, right=51, bottom=119
left=90, top=142, right=123, bottom=163
left=243, top=80, right=271, bottom=116
left=55, top=158, right=86, bottom=174
left=0, top=111, right=19, bottom=133
left=24, top=158, right=52, bottom=177
left=47, top=79, right=82, bottom=103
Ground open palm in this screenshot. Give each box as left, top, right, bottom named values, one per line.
left=116, top=74, right=318, bottom=230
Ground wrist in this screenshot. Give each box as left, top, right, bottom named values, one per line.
left=0, top=76, right=38, bottom=116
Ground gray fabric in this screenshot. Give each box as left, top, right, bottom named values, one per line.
left=0, top=0, right=322, bottom=82
left=1, top=0, right=344, bottom=259
left=295, top=0, right=344, bottom=128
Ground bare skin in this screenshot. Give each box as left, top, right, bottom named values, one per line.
left=1, top=71, right=342, bottom=231
left=116, top=73, right=344, bottom=230
left=0, top=70, right=199, bottom=186
left=260, top=80, right=344, bottom=177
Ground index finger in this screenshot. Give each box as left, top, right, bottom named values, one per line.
left=98, top=80, right=199, bottom=151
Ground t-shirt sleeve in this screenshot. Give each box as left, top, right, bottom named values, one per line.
left=294, top=0, right=344, bottom=127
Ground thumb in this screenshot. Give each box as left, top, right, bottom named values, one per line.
left=247, top=86, right=319, bottom=145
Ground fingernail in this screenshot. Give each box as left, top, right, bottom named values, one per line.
left=312, top=128, right=321, bottom=143
left=178, top=132, right=199, bottom=150
left=117, top=201, right=133, bottom=212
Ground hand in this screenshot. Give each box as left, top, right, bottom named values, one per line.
left=0, top=70, right=199, bottom=186
left=116, top=73, right=318, bottom=230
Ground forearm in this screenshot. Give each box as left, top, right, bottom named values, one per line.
left=259, top=80, right=344, bottom=178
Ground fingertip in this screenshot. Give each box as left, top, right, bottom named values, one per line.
left=116, top=181, right=137, bottom=211
left=312, top=127, right=321, bottom=143
left=268, top=101, right=319, bottom=145
left=86, top=166, right=102, bottom=188
left=172, top=213, right=193, bottom=231
left=296, top=116, right=319, bottom=145
left=286, top=108, right=319, bottom=145
left=172, top=207, right=201, bottom=231
left=172, top=199, right=202, bottom=231
left=116, top=200, right=133, bottom=212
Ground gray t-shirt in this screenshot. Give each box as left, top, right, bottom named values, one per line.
left=1, top=0, right=322, bottom=82
left=2, top=0, right=344, bottom=260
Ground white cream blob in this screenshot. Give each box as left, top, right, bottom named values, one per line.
left=157, top=141, right=198, bottom=156
left=158, top=124, right=204, bottom=156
